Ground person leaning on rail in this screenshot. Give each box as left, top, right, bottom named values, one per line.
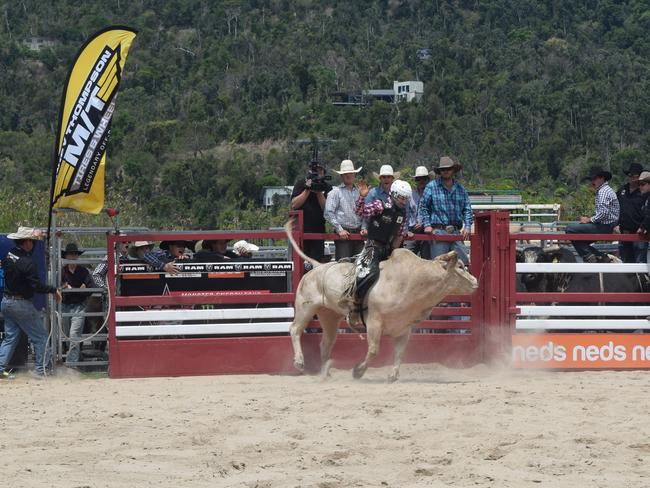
left=405, top=165, right=433, bottom=259
left=419, top=156, right=472, bottom=265
left=138, top=240, right=194, bottom=274
left=324, top=159, right=364, bottom=261
left=637, top=171, right=650, bottom=263
left=0, top=227, right=62, bottom=379
left=194, top=239, right=258, bottom=262
left=614, top=162, right=648, bottom=263
left=566, top=166, right=620, bottom=263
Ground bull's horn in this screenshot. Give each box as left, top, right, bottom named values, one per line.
left=544, top=245, right=561, bottom=253
left=438, top=251, right=458, bottom=270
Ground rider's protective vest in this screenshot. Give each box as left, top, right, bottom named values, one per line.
left=367, top=199, right=405, bottom=245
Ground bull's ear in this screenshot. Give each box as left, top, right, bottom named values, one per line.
left=543, top=245, right=563, bottom=263
left=438, top=251, right=458, bottom=270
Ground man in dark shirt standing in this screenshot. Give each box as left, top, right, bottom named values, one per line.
left=291, top=162, right=332, bottom=265
left=0, top=227, right=61, bottom=378
left=60, top=243, right=94, bottom=367
left=615, top=163, right=648, bottom=263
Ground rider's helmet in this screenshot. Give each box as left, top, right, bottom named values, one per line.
left=390, top=180, right=412, bottom=205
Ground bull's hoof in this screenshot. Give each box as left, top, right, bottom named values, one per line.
left=352, top=363, right=366, bottom=379
left=387, top=372, right=399, bottom=383
left=319, top=359, right=332, bottom=379
left=293, top=359, right=305, bottom=372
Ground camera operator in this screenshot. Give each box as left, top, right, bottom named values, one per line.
left=291, top=161, right=332, bottom=264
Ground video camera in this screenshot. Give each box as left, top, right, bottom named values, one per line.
left=306, top=147, right=331, bottom=192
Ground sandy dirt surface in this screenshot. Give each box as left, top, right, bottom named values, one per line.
left=1, top=364, right=649, bottom=488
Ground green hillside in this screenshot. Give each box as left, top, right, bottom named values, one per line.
left=2, top=0, right=649, bottom=230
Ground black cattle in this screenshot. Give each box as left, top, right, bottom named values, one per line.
left=516, top=245, right=648, bottom=294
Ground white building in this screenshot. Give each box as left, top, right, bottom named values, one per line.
left=262, top=186, right=294, bottom=209
left=394, top=81, right=424, bottom=103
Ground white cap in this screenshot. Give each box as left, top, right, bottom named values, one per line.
left=233, top=240, right=259, bottom=255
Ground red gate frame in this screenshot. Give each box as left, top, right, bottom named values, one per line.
left=106, top=212, right=511, bottom=378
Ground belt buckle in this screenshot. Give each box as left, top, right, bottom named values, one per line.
left=444, top=225, right=456, bottom=233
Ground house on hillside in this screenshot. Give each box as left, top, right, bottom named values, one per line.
left=23, top=37, right=54, bottom=50
left=332, top=80, right=424, bottom=106
left=262, top=186, right=294, bottom=210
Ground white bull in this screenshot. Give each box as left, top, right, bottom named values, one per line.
left=286, top=223, right=478, bottom=382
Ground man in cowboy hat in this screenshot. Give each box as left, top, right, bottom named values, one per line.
left=566, top=166, right=620, bottom=263
left=637, top=171, right=650, bottom=263
left=324, top=159, right=365, bottom=260
left=405, top=166, right=432, bottom=259
left=60, top=242, right=94, bottom=367
left=290, top=160, right=332, bottom=264
left=615, top=162, right=648, bottom=262
left=194, top=239, right=250, bottom=262
left=136, top=240, right=193, bottom=274
left=0, top=227, right=61, bottom=379
left=420, top=156, right=472, bottom=264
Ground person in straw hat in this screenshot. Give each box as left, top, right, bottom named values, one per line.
left=420, top=156, right=473, bottom=264
left=361, top=164, right=399, bottom=236
left=324, top=159, right=365, bottom=260
left=637, top=171, right=650, bottom=263
left=0, top=227, right=62, bottom=379
left=405, top=166, right=432, bottom=259
left=566, top=166, right=620, bottom=263
left=60, top=242, right=94, bottom=367
left=615, top=162, right=648, bottom=263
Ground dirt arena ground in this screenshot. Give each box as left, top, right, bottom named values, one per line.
left=1, top=364, right=649, bottom=488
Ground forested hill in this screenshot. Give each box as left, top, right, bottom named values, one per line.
left=2, top=1, right=650, bottom=230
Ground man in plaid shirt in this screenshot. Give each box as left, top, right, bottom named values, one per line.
left=419, top=156, right=472, bottom=264
left=566, top=166, right=620, bottom=263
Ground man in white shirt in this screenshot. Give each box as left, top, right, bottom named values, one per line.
left=324, top=160, right=364, bottom=260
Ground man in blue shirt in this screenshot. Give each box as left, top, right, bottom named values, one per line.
left=405, top=166, right=432, bottom=259
left=419, top=156, right=472, bottom=264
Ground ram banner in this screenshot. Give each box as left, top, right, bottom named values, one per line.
left=50, top=26, right=137, bottom=214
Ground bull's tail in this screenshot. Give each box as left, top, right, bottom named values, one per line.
left=284, top=220, right=321, bottom=268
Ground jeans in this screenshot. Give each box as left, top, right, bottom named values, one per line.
left=565, top=222, right=614, bottom=259
left=405, top=236, right=431, bottom=259
left=618, top=240, right=648, bottom=263
left=61, top=302, right=86, bottom=364
left=429, top=229, right=469, bottom=264
left=0, top=297, right=51, bottom=375
left=334, top=235, right=364, bottom=261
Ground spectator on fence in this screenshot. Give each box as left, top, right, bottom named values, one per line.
left=194, top=239, right=256, bottom=261
left=60, top=243, right=94, bottom=367
left=637, top=171, right=650, bottom=263
left=566, top=166, right=620, bottom=263
left=361, top=165, right=398, bottom=236
left=324, top=159, right=364, bottom=260
left=406, top=166, right=432, bottom=259
left=134, top=240, right=193, bottom=274
left=92, top=233, right=130, bottom=290
left=291, top=161, right=332, bottom=265
left=0, top=227, right=61, bottom=379
left=615, top=163, right=648, bottom=263
left=420, top=157, right=472, bottom=264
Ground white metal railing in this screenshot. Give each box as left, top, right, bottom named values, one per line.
left=115, top=307, right=295, bottom=337
left=516, top=263, right=648, bottom=273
